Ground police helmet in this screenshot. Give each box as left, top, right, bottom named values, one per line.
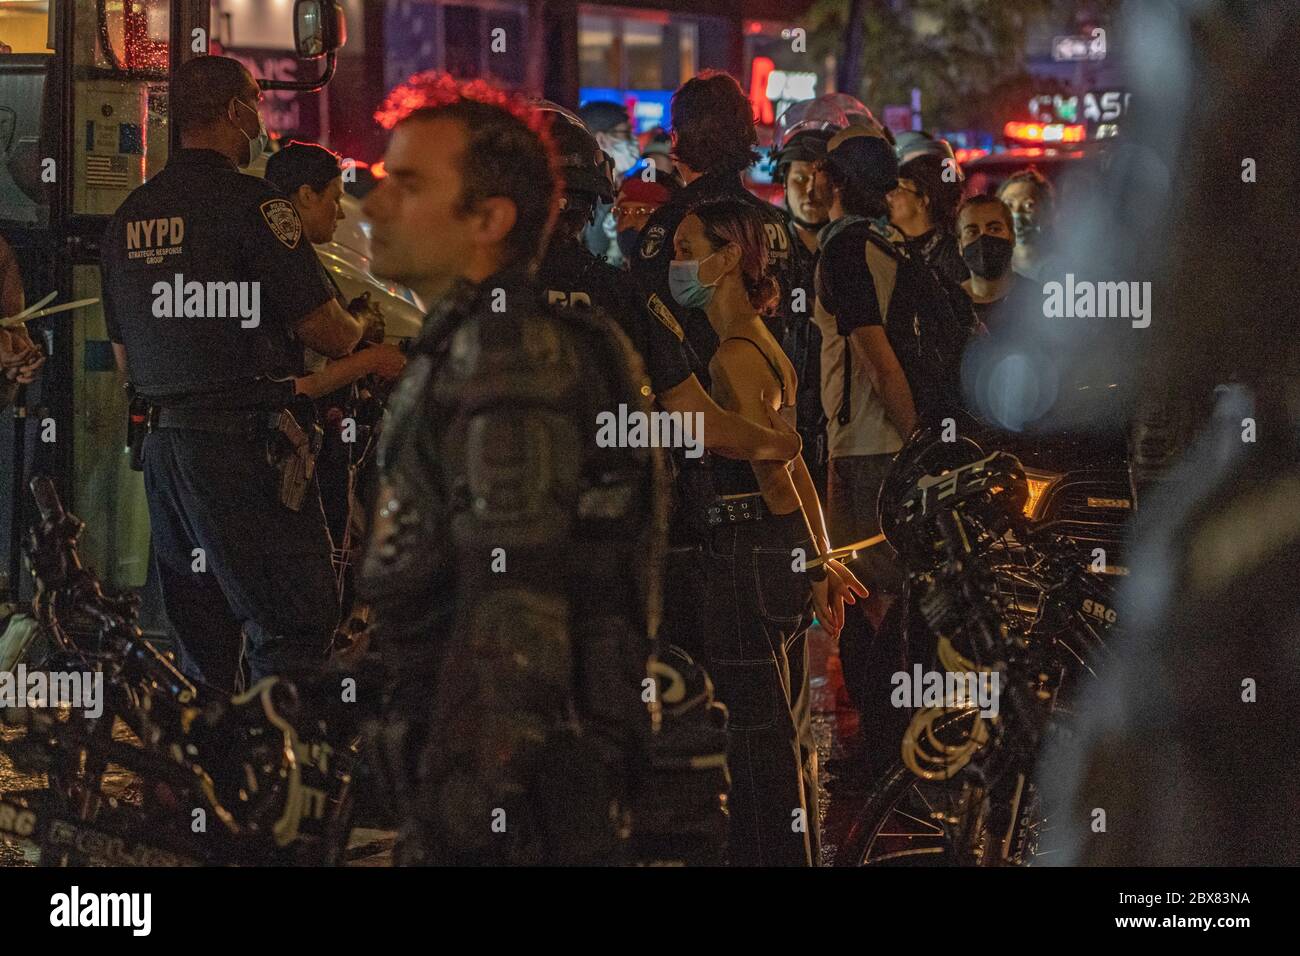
left=533, top=101, right=617, bottom=205
left=773, top=94, right=890, bottom=155
left=894, top=130, right=964, bottom=180
left=772, top=94, right=893, bottom=183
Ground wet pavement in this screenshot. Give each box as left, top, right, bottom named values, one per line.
left=809, top=622, right=867, bottom=867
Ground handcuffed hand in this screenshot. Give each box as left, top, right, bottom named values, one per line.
left=813, top=558, right=869, bottom=640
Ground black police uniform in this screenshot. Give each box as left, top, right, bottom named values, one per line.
left=356, top=266, right=666, bottom=865
left=777, top=212, right=827, bottom=497
left=537, top=234, right=733, bottom=863
left=304, top=264, right=362, bottom=548
left=629, top=170, right=802, bottom=634
left=537, top=234, right=695, bottom=398
left=101, top=147, right=338, bottom=691
left=631, top=169, right=802, bottom=381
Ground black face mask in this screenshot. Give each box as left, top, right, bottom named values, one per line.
left=962, top=234, right=1014, bottom=280
left=616, top=228, right=641, bottom=261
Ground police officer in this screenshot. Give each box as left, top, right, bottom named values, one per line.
left=535, top=105, right=802, bottom=463
left=263, top=141, right=406, bottom=402
left=576, top=100, right=639, bottom=264
left=771, top=117, right=838, bottom=499
left=632, top=73, right=803, bottom=375
left=101, top=56, right=364, bottom=692
left=537, top=101, right=805, bottom=738
left=264, top=141, right=407, bottom=618
left=355, top=74, right=663, bottom=865
left=262, top=149, right=405, bottom=465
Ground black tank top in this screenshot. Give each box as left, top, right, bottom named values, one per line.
left=711, top=336, right=793, bottom=496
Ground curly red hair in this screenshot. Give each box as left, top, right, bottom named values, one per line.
left=372, top=71, right=560, bottom=266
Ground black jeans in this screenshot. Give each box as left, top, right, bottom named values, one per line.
left=695, top=509, right=817, bottom=866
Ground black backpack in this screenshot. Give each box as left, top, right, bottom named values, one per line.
left=857, top=224, right=969, bottom=423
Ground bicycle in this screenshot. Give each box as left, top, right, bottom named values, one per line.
left=836, top=432, right=1119, bottom=866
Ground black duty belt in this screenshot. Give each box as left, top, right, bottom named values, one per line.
left=705, top=492, right=773, bottom=528
left=155, top=406, right=272, bottom=438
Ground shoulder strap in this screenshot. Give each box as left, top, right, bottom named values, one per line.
left=834, top=228, right=900, bottom=428
left=722, top=336, right=788, bottom=405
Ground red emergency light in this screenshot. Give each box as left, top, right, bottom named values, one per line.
left=1004, top=121, right=1085, bottom=144
left=954, top=147, right=989, bottom=165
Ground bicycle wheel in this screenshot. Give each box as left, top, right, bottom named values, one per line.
left=836, top=761, right=972, bottom=866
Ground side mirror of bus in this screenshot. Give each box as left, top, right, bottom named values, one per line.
left=294, top=0, right=348, bottom=59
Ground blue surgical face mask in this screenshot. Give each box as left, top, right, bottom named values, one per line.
left=668, top=250, right=722, bottom=309
left=606, top=139, right=641, bottom=175
left=235, top=98, right=269, bottom=168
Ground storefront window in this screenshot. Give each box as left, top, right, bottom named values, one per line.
left=0, top=0, right=53, bottom=54
left=745, top=24, right=827, bottom=126
left=676, top=22, right=697, bottom=87
left=384, top=1, right=527, bottom=89
left=384, top=0, right=440, bottom=93
left=442, top=5, right=481, bottom=79
left=579, top=14, right=616, bottom=89
left=578, top=9, right=702, bottom=93
left=623, top=18, right=662, bottom=90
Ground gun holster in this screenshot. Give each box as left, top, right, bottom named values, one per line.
left=266, top=406, right=324, bottom=511
left=125, top=385, right=157, bottom=473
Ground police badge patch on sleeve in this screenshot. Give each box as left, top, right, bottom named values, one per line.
left=646, top=292, right=684, bottom=341
left=640, top=224, right=666, bottom=259
left=259, top=199, right=302, bottom=249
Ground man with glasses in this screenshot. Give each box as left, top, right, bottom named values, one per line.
left=610, top=173, right=674, bottom=266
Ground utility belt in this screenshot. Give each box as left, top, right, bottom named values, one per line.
left=126, top=384, right=323, bottom=511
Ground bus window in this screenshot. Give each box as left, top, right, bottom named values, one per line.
left=0, top=1, right=52, bottom=55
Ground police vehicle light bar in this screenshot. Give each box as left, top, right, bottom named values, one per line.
left=1004, top=121, right=1085, bottom=144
